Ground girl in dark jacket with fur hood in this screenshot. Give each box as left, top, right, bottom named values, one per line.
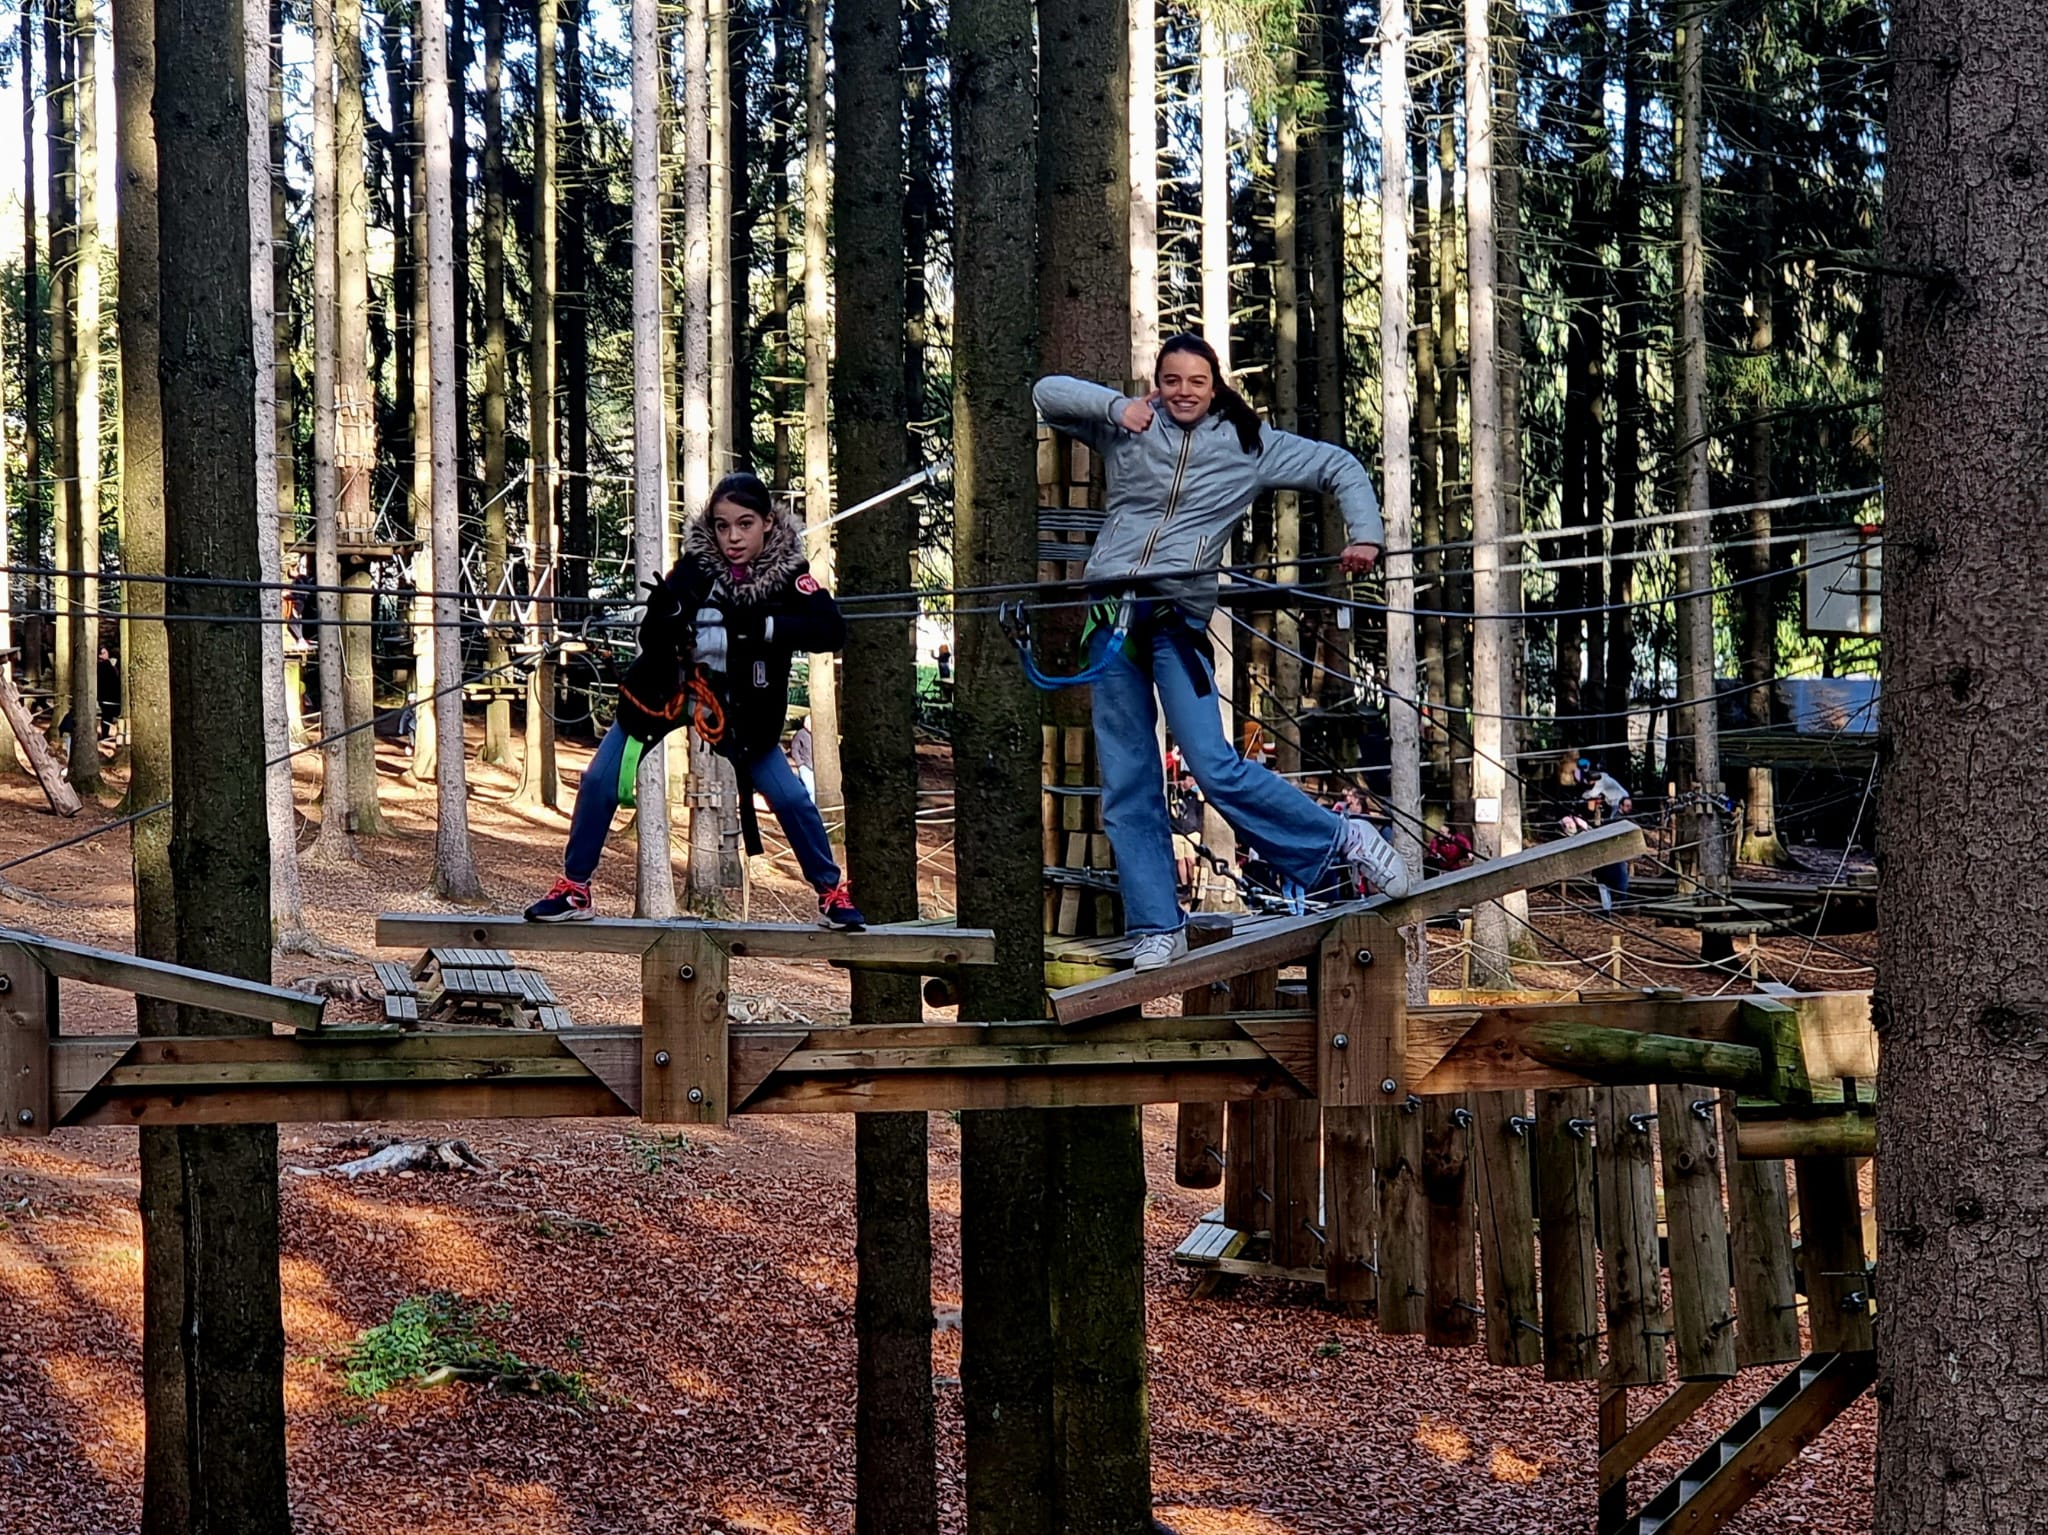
left=526, top=472, right=864, bottom=928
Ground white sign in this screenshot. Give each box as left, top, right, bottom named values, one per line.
left=1473, top=797, right=1501, bottom=825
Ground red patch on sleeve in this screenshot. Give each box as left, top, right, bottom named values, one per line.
left=796, top=574, right=821, bottom=595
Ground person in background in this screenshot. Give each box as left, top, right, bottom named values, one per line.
left=1564, top=758, right=1634, bottom=909
left=790, top=715, right=815, bottom=796
left=1171, top=769, right=1205, bottom=899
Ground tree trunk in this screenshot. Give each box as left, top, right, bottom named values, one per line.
left=248, top=0, right=310, bottom=946
left=1127, top=0, right=1158, bottom=379
left=308, top=0, right=358, bottom=863
left=1270, top=41, right=1302, bottom=780
left=68, top=0, right=101, bottom=798
left=1464, top=0, right=1512, bottom=987
left=383, top=0, right=413, bottom=504
left=271, top=0, right=304, bottom=749
left=682, top=0, right=732, bottom=907
left=1195, top=12, right=1236, bottom=905
left=708, top=0, right=731, bottom=474
left=515, top=0, right=562, bottom=810
left=478, top=0, right=513, bottom=767
left=1414, top=80, right=1444, bottom=799
left=1038, top=0, right=1149, bottom=1520
left=726, top=9, right=753, bottom=470
left=115, top=0, right=174, bottom=1026
left=1492, top=0, right=1530, bottom=956
left=1556, top=7, right=1608, bottom=737
left=768, top=0, right=795, bottom=492
left=1877, top=6, right=2048, bottom=1527
left=338, top=0, right=383, bottom=834
left=800, top=0, right=842, bottom=836
left=629, top=0, right=676, bottom=918
left=409, top=5, right=436, bottom=787
left=448, top=0, right=470, bottom=546
left=1604, top=0, right=1645, bottom=741
left=47, top=4, right=72, bottom=747
left=421, top=0, right=483, bottom=900
left=832, top=4, right=937, bottom=1523
left=559, top=0, right=591, bottom=615
left=1674, top=0, right=1726, bottom=893
left=903, top=0, right=932, bottom=456
left=18, top=7, right=41, bottom=695
left=951, top=0, right=1054, bottom=1518
left=1381, top=0, right=1421, bottom=881
left=1436, top=83, right=1470, bottom=817
left=151, top=4, right=290, bottom=1525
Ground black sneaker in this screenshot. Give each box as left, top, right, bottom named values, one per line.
left=818, top=884, right=866, bottom=930
left=525, top=877, right=594, bottom=922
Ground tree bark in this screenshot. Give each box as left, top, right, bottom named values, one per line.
left=18, top=4, right=41, bottom=695
left=1464, top=0, right=1512, bottom=987
left=1604, top=0, right=1645, bottom=740
left=1675, top=0, right=1726, bottom=893
left=515, top=0, right=562, bottom=810
left=1381, top=0, right=1422, bottom=883
left=1878, top=5, right=2048, bottom=1527
left=1127, top=0, right=1158, bottom=379
left=832, top=5, right=937, bottom=1523
left=800, top=0, right=842, bottom=835
left=903, top=0, right=933, bottom=458
left=629, top=0, right=676, bottom=917
left=1270, top=40, right=1302, bottom=779
left=308, top=0, right=359, bottom=863
left=152, top=4, right=291, bottom=1526
left=421, top=0, right=483, bottom=900
left=247, top=0, right=310, bottom=946
left=115, top=0, right=177, bottom=1034
left=768, top=0, right=795, bottom=493
left=271, top=0, right=304, bottom=749
left=1038, top=0, right=1149, bottom=1520
left=338, top=0, right=384, bottom=834
left=477, top=0, right=512, bottom=768
left=1436, top=82, right=1470, bottom=816
left=559, top=0, right=591, bottom=615
left=1194, top=12, right=1236, bottom=905
left=951, top=0, right=1054, bottom=1520
left=68, top=0, right=101, bottom=798
left=47, top=4, right=72, bottom=747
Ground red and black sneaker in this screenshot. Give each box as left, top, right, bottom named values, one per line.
left=525, top=876, right=594, bottom=922
left=817, top=884, right=866, bottom=931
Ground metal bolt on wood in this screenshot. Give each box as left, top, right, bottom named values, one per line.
left=1507, top=1115, right=1535, bottom=1137
left=1380, top=1078, right=1399, bottom=1095
left=16, top=1110, right=32, bottom=1126
left=1451, top=1105, right=1474, bottom=1129
left=654, top=1050, right=671, bottom=1067
left=0, top=974, right=11, bottom=993
left=1567, top=1117, right=1596, bottom=1139
left=1355, top=948, right=1374, bottom=967
left=687, top=1086, right=705, bottom=1105
left=677, top=964, right=695, bottom=982
left=1332, top=1032, right=1349, bottom=1050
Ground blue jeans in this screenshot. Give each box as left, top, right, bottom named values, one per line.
left=564, top=723, right=842, bottom=891
left=1090, top=618, right=1346, bottom=936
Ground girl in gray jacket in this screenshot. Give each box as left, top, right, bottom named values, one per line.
left=1034, top=333, right=1413, bottom=970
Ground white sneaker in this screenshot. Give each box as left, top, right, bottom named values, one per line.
left=1131, top=929, right=1189, bottom=972
left=1340, top=817, right=1417, bottom=899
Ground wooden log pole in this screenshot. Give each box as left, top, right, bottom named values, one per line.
left=642, top=927, right=729, bottom=1125
left=1534, top=1086, right=1600, bottom=1381
left=1736, top=1115, right=1874, bottom=1160
left=1718, top=1091, right=1802, bottom=1366
left=0, top=943, right=54, bottom=1136
left=1422, top=1093, right=1479, bottom=1347
left=0, top=670, right=82, bottom=816
left=1173, top=916, right=1233, bottom=1187
left=1658, top=1084, right=1738, bottom=1380
left=1373, top=1096, right=1426, bottom=1333
left=1793, top=1153, right=1874, bottom=1353
left=1473, top=1089, right=1540, bottom=1367
left=1596, top=1085, right=1668, bottom=1386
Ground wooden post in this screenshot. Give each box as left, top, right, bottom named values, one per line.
left=1596, top=1085, right=1668, bottom=1385
left=1271, top=1099, right=1321, bottom=1270
left=1173, top=916, right=1232, bottom=1188
left=1534, top=1086, right=1600, bottom=1381
left=1319, top=912, right=1402, bottom=1305
left=1422, top=1093, right=1478, bottom=1346
left=1718, top=1090, right=1802, bottom=1366
left=0, top=942, right=53, bottom=1136
left=1373, top=1096, right=1426, bottom=1332
left=1322, top=1106, right=1374, bottom=1306
left=1473, top=1089, right=1540, bottom=1366
left=1597, top=1385, right=1630, bottom=1531
left=1223, top=967, right=1278, bottom=1236
left=1659, top=1083, right=1738, bottom=1380
left=1793, top=1153, right=1873, bottom=1353
left=641, top=928, right=729, bottom=1125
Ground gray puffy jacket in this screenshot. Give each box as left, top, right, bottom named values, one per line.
left=1033, top=374, right=1385, bottom=620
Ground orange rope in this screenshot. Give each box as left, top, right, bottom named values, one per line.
left=687, top=668, right=727, bottom=746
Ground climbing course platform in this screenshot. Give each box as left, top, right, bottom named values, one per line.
left=0, top=821, right=1879, bottom=1531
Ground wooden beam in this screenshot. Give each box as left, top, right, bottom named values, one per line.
left=1794, top=1155, right=1874, bottom=1353
left=1374, top=1097, right=1427, bottom=1334
left=1047, top=823, right=1646, bottom=1025
left=1515, top=1023, right=1764, bottom=1090
left=375, top=913, right=996, bottom=969
left=1422, top=1095, right=1478, bottom=1347
left=1660, top=1084, right=1739, bottom=1380
left=1597, top=1085, right=1668, bottom=1386
left=1316, top=912, right=1404, bottom=1106
left=1598, top=1379, right=1726, bottom=1494
left=643, top=929, right=728, bottom=1126
left=0, top=669, right=82, bottom=817
left=1534, top=1087, right=1600, bottom=1381
left=1473, top=1090, right=1540, bottom=1367
left=0, top=942, right=54, bottom=1135
left=1173, top=919, right=1232, bottom=1189
left=1, top=926, right=324, bottom=1031
left=1735, top=1115, right=1874, bottom=1160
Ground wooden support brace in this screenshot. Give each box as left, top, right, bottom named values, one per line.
left=642, top=929, right=729, bottom=1126
left=1422, top=1093, right=1479, bottom=1348
left=0, top=926, right=325, bottom=1031
left=1739, top=996, right=1813, bottom=1107
left=1736, top=1115, right=1874, bottom=1160
left=1659, top=1084, right=1739, bottom=1381
left=1598, top=1378, right=1725, bottom=1494
left=1473, top=1090, right=1541, bottom=1367
left=1534, top=1087, right=1601, bottom=1382
left=1596, top=1085, right=1668, bottom=1386
left=1173, top=916, right=1233, bottom=1189
left=0, top=670, right=81, bottom=817
left=1315, top=912, right=1405, bottom=1107
left=0, top=943, right=53, bottom=1136
left=1718, top=1090, right=1803, bottom=1367
left=1794, top=1154, right=1874, bottom=1353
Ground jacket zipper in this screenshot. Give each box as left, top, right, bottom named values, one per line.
left=1136, top=421, right=1196, bottom=572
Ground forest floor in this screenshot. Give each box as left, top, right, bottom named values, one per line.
left=0, top=727, right=1877, bottom=1534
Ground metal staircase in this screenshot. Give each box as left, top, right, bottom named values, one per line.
left=1604, top=1350, right=1876, bottom=1535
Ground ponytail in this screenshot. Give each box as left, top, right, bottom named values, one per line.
left=1156, top=332, right=1265, bottom=455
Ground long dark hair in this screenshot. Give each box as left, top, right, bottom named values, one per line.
left=708, top=471, right=776, bottom=520
left=1156, top=332, right=1264, bottom=455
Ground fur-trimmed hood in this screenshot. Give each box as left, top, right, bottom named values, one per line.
left=682, top=500, right=810, bottom=609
